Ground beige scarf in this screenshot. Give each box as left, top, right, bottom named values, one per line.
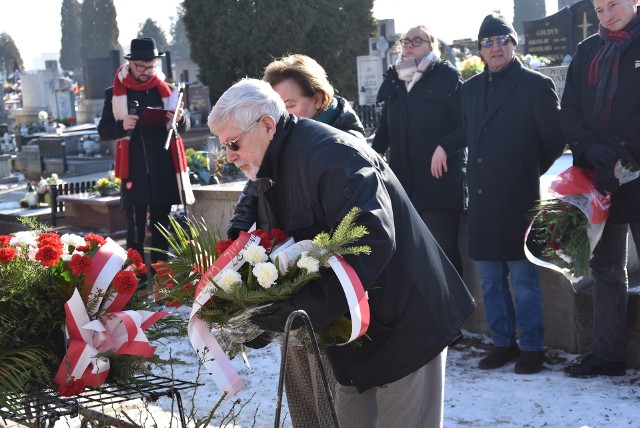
left=396, top=51, right=438, bottom=92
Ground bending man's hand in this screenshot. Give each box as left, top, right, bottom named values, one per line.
left=249, top=300, right=302, bottom=333
left=431, top=145, right=448, bottom=178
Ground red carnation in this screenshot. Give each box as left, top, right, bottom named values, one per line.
left=251, top=230, right=271, bottom=250
left=113, top=270, right=138, bottom=294
left=152, top=261, right=172, bottom=280
left=35, top=244, right=63, bottom=267
left=59, top=378, right=86, bottom=396
left=38, top=232, right=63, bottom=249
left=127, top=248, right=143, bottom=266
left=0, top=235, right=12, bottom=247
left=75, top=245, right=91, bottom=252
left=270, top=228, right=288, bottom=244
left=0, top=247, right=16, bottom=263
left=68, top=253, right=93, bottom=275
left=215, top=239, right=234, bottom=255
left=84, top=234, right=106, bottom=246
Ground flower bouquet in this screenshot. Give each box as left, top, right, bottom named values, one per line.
left=0, top=219, right=170, bottom=407
left=93, top=177, right=121, bottom=197
left=527, top=161, right=639, bottom=283
left=154, top=207, right=371, bottom=395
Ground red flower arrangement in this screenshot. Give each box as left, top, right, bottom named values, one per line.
left=0, top=227, right=166, bottom=399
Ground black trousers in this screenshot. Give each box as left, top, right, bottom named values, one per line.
left=125, top=204, right=172, bottom=268
left=419, top=210, right=464, bottom=278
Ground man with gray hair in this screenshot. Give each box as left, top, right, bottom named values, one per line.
left=208, top=78, right=475, bottom=427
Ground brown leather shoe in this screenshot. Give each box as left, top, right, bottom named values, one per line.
left=478, top=343, right=520, bottom=370
left=515, top=350, right=545, bottom=374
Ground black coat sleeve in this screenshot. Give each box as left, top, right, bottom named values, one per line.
left=227, top=180, right=259, bottom=239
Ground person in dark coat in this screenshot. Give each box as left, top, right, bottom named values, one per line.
left=208, top=78, right=475, bottom=427
left=98, top=38, right=193, bottom=269
left=561, top=0, right=640, bottom=378
left=462, top=14, right=565, bottom=374
left=225, top=54, right=366, bottom=428
left=372, top=25, right=466, bottom=276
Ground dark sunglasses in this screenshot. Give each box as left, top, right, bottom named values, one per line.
left=399, top=38, right=430, bottom=48
left=222, top=117, right=261, bottom=151
left=479, top=35, right=512, bottom=49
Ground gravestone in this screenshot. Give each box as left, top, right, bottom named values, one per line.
left=537, top=65, right=568, bottom=99
left=10, top=69, right=55, bottom=126
left=523, top=0, right=597, bottom=63
left=356, top=19, right=399, bottom=106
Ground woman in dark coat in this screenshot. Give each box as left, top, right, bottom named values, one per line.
left=372, top=25, right=466, bottom=276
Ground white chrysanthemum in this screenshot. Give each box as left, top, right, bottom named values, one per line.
left=216, top=269, right=242, bottom=292
left=61, top=233, right=86, bottom=248
left=297, top=252, right=320, bottom=273
left=10, top=231, right=37, bottom=247
left=242, top=244, right=268, bottom=265
left=253, top=262, right=278, bottom=289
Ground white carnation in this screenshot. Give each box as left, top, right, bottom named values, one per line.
left=61, top=254, right=73, bottom=262
left=10, top=231, right=37, bottom=247
left=242, top=243, right=268, bottom=265
left=216, top=269, right=242, bottom=292
left=253, top=262, right=278, bottom=289
left=297, top=252, right=320, bottom=273
left=61, top=233, right=86, bottom=248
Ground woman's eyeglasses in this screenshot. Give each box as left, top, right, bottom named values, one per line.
left=399, top=38, right=430, bottom=48
left=479, top=35, right=512, bottom=49
left=132, top=62, right=158, bottom=73
left=223, top=118, right=262, bottom=151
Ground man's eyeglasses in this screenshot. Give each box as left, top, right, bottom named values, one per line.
left=223, top=117, right=262, bottom=151
left=479, top=35, right=512, bottom=49
left=399, top=38, right=430, bottom=48
left=132, top=62, right=158, bottom=73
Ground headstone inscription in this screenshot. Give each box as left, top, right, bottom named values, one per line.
left=523, top=0, right=598, bottom=62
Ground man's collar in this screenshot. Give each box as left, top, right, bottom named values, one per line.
left=256, top=114, right=295, bottom=180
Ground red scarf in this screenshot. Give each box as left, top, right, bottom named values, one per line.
left=112, top=64, right=193, bottom=205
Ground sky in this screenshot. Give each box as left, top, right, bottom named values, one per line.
left=48, top=312, right=640, bottom=427
left=2, top=0, right=560, bottom=71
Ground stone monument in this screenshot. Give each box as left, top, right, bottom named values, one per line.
left=523, top=0, right=598, bottom=63
left=356, top=19, right=399, bottom=106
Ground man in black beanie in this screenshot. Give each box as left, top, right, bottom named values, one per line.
left=461, top=13, right=565, bottom=374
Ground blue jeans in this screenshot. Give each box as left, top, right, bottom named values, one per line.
left=475, top=260, right=544, bottom=351
left=591, top=222, right=629, bottom=362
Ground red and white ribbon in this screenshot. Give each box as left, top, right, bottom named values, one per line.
left=55, top=240, right=168, bottom=387
left=188, top=232, right=258, bottom=397
left=328, top=254, right=369, bottom=344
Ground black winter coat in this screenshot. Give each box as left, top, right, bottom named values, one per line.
left=372, top=60, right=466, bottom=212
left=561, top=33, right=640, bottom=224
left=98, top=86, right=190, bottom=207
left=462, top=59, right=565, bottom=260
left=227, top=96, right=366, bottom=238
left=258, top=115, right=475, bottom=392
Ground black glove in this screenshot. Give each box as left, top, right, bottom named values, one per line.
left=594, top=166, right=619, bottom=196
left=583, top=144, right=618, bottom=170
left=242, top=331, right=275, bottom=349
left=249, top=301, right=303, bottom=333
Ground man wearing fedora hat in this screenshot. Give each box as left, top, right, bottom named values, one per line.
left=98, top=37, right=194, bottom=279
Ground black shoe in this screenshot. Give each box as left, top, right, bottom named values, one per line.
left=515, top=350, right=545, bottom=374
left=478, top=343, right=520, bottom=370
left=564, top=354, right=625, bottom=378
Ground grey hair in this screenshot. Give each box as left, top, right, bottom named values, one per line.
left=208, top=78, right=288, bottom=135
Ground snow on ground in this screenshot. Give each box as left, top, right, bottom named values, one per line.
left=50, top=315, right=640, bottom=428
